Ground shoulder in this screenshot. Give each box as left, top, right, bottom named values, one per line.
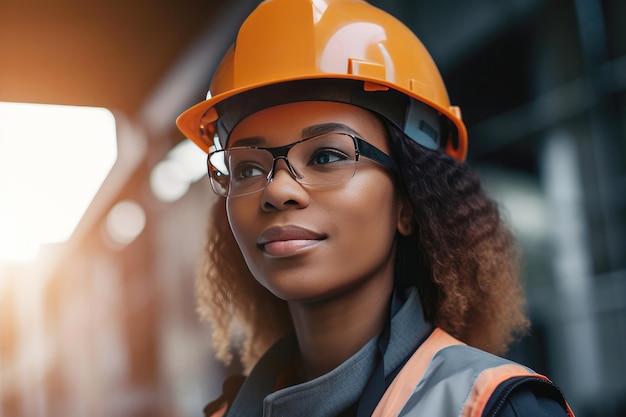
left=376, top=329, right=573, bottom=417
left=426, top=343, right=573, bottom=417
left=486, top=376, right=572, bottom=417
left=202, top=375, right=246, bottom=417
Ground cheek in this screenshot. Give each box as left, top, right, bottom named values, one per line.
left=225, top=199, right=256, bottom=254
left=333, top=175, right=400, bottom=249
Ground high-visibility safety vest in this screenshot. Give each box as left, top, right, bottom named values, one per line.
left=373, top=328, right=574, bottom=417
left=208, top=328, right=574, bottom=417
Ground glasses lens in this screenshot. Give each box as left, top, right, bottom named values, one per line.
left=207, top=133, right=358, bottom=197
left=207, top=152, right=227, bottom=195
left=288, top=133, right=357, bottom=186
left=209, top=148, right=274, bottom=196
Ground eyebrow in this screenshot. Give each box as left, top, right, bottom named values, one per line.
left=301, top=122, right=361, bottom=138
left=228, top=122, right=361, bottom=148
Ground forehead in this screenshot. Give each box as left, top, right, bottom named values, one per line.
left=228, top=101, right=389, bottom=151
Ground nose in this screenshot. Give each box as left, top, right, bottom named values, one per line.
left=260, top=159, right=310, bottom=211
left=266, top=155, right=301, bottom=184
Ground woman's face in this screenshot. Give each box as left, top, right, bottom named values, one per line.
left=225, top=101, right=409, bottom=304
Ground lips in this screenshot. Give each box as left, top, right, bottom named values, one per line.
left=257, top=225, right=326, bottom=257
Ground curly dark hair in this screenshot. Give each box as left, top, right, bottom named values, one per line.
left=385, top=120, right=529, bottom=354
left=196, top=119, right=529, bottom=371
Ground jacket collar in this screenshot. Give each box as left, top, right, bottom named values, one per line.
left=226, top=287, right=432, bottom=417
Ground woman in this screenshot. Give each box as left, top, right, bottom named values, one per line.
left=176, top=0, right=574, bottom=416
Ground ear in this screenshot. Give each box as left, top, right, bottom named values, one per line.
left=396, top=196, right=414, bottom=236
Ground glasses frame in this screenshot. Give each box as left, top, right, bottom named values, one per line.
left=207, top=132, right=398, bottom=197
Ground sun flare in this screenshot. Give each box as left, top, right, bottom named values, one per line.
left=0, top=102, right=117, bottom=264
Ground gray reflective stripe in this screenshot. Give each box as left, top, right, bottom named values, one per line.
left=397, top=344, right=532, bottom=417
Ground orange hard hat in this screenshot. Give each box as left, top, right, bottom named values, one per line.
left=176, top=0, right=468, bottom=161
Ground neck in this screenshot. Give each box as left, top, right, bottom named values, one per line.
left=288, top=274, right=394, bottom=381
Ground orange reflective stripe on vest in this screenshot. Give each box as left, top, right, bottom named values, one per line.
left=373, top=328, right=462, bottom=416
left=462, top=364, right=542, bottom=417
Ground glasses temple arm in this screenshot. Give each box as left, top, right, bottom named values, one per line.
left=355, top=138, right=398, bottom=173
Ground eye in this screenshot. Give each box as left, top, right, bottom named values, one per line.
left=309, top=148, right=350, bottom=165
left=232, top=161, right=266, bottom=180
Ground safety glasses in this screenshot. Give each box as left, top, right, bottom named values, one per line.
left=207, top=132, right=397, bottom=197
